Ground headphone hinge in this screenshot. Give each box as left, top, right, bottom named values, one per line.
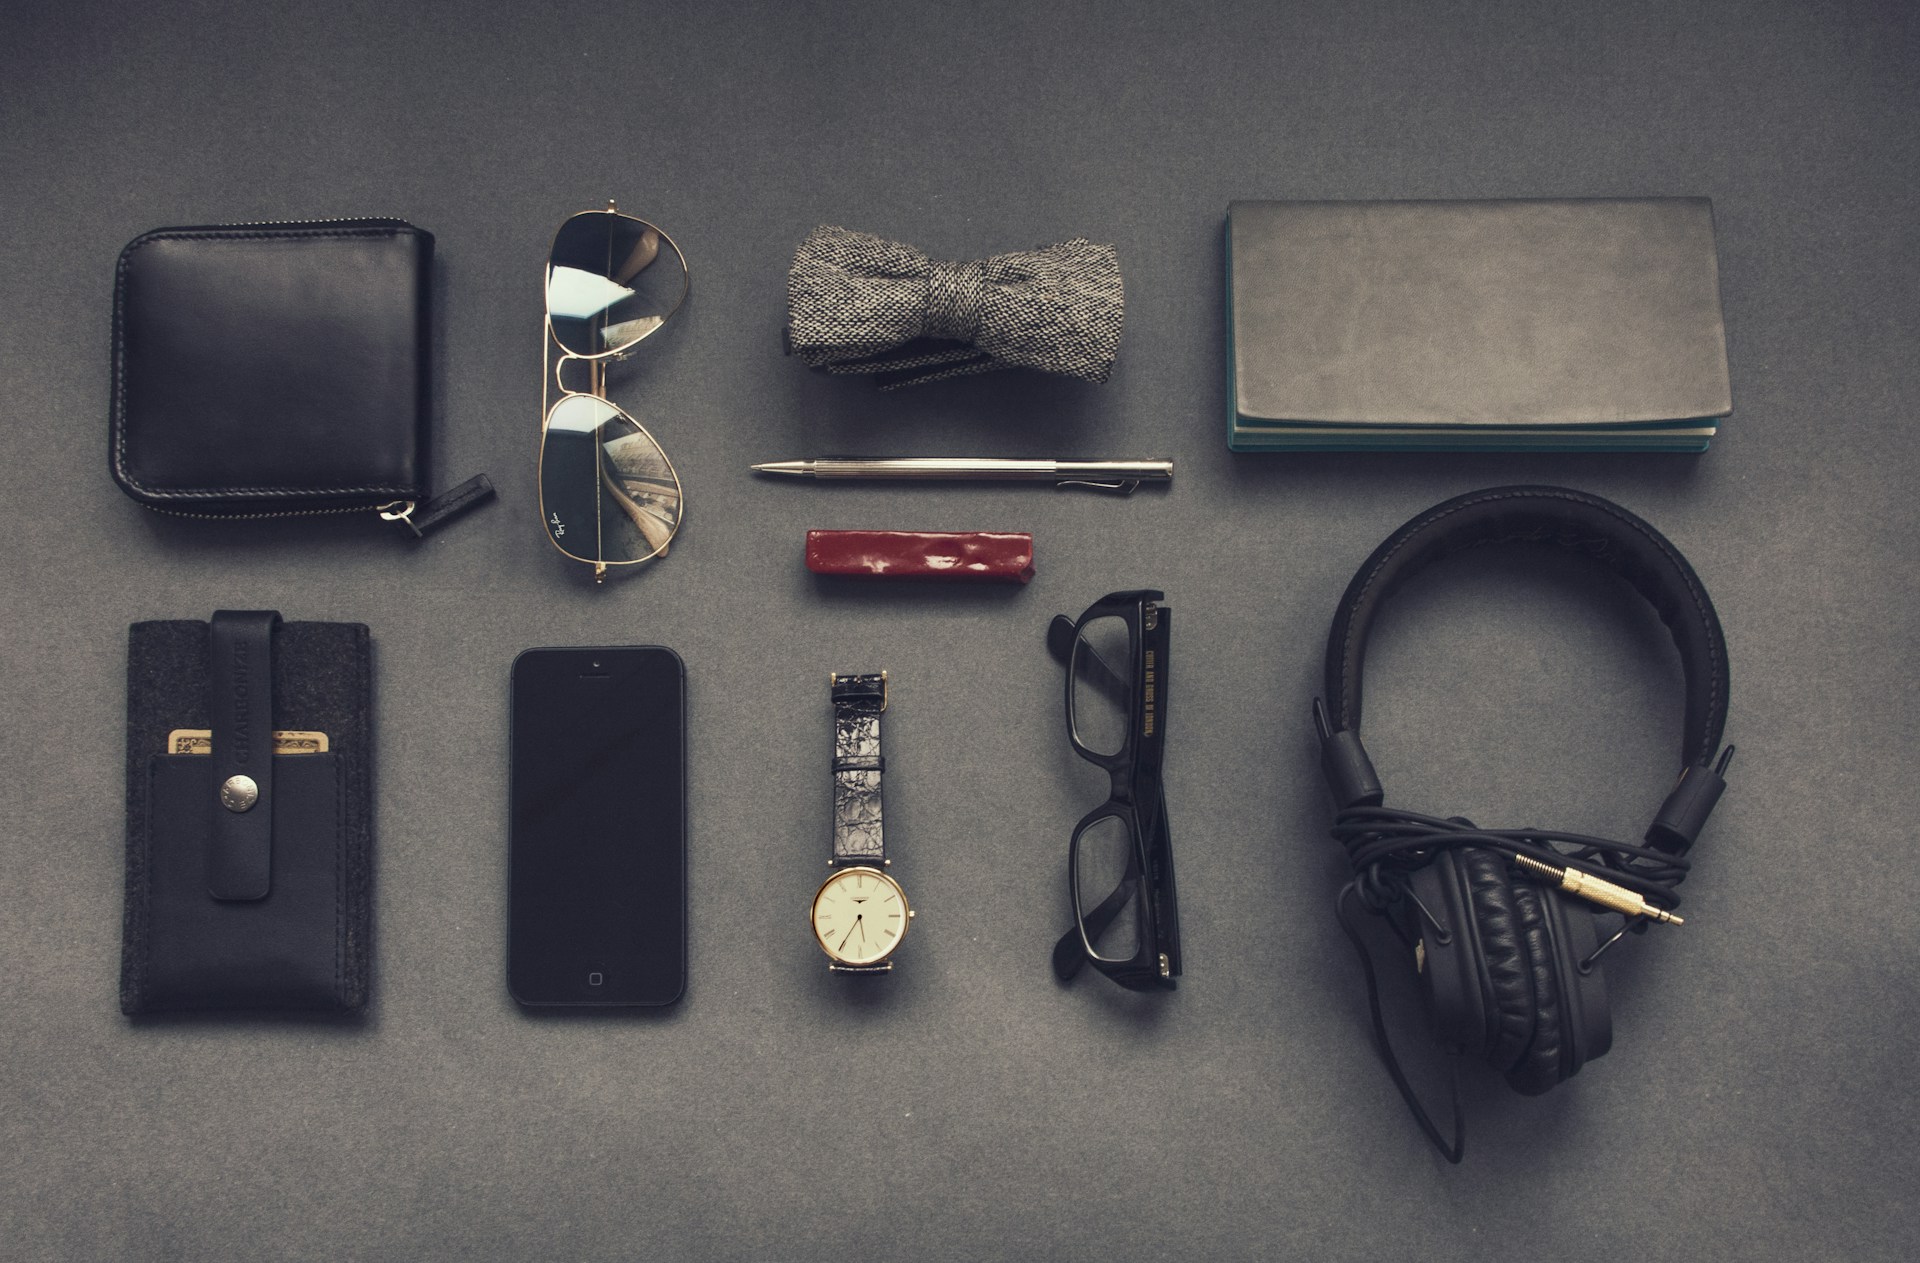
left=1645, top=745, right=1734, bottom=853
left=1314, top=699, right=1384, bottom=809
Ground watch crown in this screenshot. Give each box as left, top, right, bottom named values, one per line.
left=907, top=910, right=915, bottom=918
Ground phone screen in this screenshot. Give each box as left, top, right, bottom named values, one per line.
left=509, top=646, right=686, bottom=1006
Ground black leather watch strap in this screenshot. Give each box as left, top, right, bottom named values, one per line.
left=830, top=672, right=887, bottom=867
left=207, top=609, right=281, bottom=901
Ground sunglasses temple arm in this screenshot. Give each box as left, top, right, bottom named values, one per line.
left=612, top=227, right=661, bottom=285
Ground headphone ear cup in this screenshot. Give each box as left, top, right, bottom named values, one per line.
left=1460, top=848, right=1535, bottom=1073
left=1543, top=892, right=1614, bottom=1075
left=1408, top=856, right=1481, bottom=1053
left=1503, top=878, right=1566, bottom=1095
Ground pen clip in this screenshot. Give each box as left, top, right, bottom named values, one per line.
left=1056, top=478, right=1140, bottom=495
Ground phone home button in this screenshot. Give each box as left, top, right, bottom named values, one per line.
left=584, top=962, right=608, bottom=989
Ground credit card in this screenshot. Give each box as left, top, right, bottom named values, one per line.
left=165, top=729, right=330, bottom=755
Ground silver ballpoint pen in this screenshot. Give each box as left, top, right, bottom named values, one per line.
left=750, top=457, right=1174, bottom=494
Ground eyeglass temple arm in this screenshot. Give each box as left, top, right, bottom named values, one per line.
left=1047, top=614, right=1132, bottom=708
left=1051, top=926, right=1090, bottom=980
left=1050, top=846, right=1146, bottom=981
left=1046, top=614, right=1076, bottom=663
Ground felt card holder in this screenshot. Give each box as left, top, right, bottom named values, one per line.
left=119, top=612, right=373, bottom=1015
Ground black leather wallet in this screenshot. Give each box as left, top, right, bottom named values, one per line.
left=109, top=219, right=491, bottom=535
left=119, top=611, right=373, bottom=1015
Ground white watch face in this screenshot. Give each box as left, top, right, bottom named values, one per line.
left=811, top=867, right=910, bottom=965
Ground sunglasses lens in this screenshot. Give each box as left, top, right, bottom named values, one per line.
left=540, top=394, right=682, bottom=565
left=1073, top=814, right=1141, bottom=962
left=547, top=211, right=687, bottom=356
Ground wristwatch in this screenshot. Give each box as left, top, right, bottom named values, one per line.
left=810, top=671, right=913, bottom=972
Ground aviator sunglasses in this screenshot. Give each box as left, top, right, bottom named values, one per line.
left=540, top=203, right=689, bottom=582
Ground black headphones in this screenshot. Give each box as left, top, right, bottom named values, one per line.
left=1313, top=485, right=1733, bottom=1161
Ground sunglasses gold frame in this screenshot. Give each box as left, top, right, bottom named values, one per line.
left=539, top=202, right=689, bottom=583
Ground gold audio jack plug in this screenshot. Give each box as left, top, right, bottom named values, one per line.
left=1512, top=854, right=1684, bottom=925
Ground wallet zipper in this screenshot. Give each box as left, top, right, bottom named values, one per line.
left=140, top=479, right=493, bottom=537
left=141, top=500, right=412, bottom=523
left=222, top=216, right=415, bottom=229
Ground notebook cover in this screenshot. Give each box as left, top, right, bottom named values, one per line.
left=1226, top=199, right=1732, bottom=444
left=1225, top=431, right=1714, bottom=454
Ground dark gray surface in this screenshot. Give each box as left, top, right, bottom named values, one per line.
left=2, top=2, right=1915, bottom=1259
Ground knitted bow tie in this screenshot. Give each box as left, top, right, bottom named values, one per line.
left=785, top=225, right=1125, bottom=389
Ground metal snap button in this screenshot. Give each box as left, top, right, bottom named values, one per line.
left=220, top=774, right=259, bottom=813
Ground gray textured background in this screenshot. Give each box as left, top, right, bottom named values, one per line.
left=2, top=1, right=1916, bottom=1259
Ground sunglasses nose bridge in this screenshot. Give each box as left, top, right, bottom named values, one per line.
left=541, top=209, right=688, bottom=581
left=553, top=351, right=607, bottom=397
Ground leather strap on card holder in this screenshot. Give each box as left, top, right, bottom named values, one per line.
left=207, top=609, right=281, bottom=900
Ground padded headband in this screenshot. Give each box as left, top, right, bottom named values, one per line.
left=1322, top=485, right=1730, bottom=770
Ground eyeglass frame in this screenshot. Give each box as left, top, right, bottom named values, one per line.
left=1049, top=588, right=1182, bottom=991
left=538, top=202, right=690, bottom=582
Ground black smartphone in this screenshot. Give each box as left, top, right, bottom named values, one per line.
left=509, top=646, right=686, bottom=1006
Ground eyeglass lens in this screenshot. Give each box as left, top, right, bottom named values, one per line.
left=1073, top=814, right=1141, bottom=962
left=546, top=212, right=686, bottom=357
left=1069, top=614, right=1133, bottom=758
left=540, top=394, right=680, bottom=563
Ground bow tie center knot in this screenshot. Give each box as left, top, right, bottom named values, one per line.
left=922, top=259, right=988, bottom=343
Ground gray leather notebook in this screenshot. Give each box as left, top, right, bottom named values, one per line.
left=1226, top=199, right=1732, bottom=451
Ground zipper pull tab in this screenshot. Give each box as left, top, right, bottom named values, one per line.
left=379, top=473, right=496, bottom=538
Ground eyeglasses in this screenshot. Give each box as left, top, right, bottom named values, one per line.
left=1047, top=589, right=1182, bottom=991
left=540, top=203, right=689, bottom=583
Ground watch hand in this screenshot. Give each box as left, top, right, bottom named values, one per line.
left=838, top=915, right=863, bottom=951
